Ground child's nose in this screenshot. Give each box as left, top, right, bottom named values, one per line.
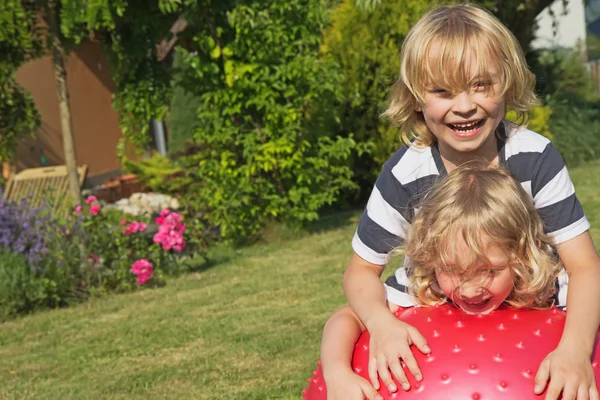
left=452, top=92, right=476, bottom=114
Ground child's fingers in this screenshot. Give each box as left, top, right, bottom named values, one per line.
left=407, top=327, right=431, bottom=355
left=368, top=357, right=380, bottom=390
left=533, top=359, right=550, bottom=395
left=398, top=348, right=422, bottom=383
left=590, top=384, right=600, bottom=400
left=358, top=379, right=383, bottom=400
left=377, top=356, right=399, bottom=393
left=388, top=357, right=411, bottom=391
left=577, top=384, right=592, bottom=400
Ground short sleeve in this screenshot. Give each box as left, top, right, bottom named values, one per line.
left=531, top=143, right=590, bottom=244
left=352, top=164, right=413, bottom=265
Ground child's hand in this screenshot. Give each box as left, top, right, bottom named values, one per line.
left=534, top=343, right=599, bottom=400
left=367, top=317, right=431, bottom=393
left=324, top=368, right=383, bottom=400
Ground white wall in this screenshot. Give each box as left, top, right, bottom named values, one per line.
left=531, top=0, right=587, bottom=50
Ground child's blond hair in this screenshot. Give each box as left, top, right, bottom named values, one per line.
left=382, top=3, right=539, bottom=147
left=402, top=162, right=562, bottom=309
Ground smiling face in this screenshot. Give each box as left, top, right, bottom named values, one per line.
left=416, top=44, right=506, bottom=165
left=434, top=231, right=515, bottom=315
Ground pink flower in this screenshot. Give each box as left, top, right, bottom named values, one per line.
left=131, top=259, right=153, bottom=285
left=120, top=219, right=127, bottom=225
left=153, top=212, right=186, bottom=252
left=89, top=205, right=101, bottom=215
left=156, top=209, right=173, bottom=225
left=74, top=205, right=82, bottom=213
left=85, top=195, right=97, bottom=205
left=124, top=221, right=147, bottom=236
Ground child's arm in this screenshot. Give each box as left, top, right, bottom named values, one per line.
left=342, top=254, right=430, bottom=392
left=534, top=231, right=600, bottom=400
left=321, top=306, right=382, bottom=400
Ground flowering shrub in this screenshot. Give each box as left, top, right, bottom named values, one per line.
left=153, top=209, right=185, bottom=252
left=131, top=259, right=153, bottom=284
left=76, top=195, right=191, bottom=293
left=0, top=192, right=83, bottom=319
left=0, top=192, right=200, bottom=319
left=0, top=196, right=52, bottom=271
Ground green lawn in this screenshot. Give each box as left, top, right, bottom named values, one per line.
left=2, top=161, right=600, bottom=400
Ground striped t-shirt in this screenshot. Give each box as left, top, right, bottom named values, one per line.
left=352, top=120, right=589, bottom=308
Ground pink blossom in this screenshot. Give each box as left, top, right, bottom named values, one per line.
left=85, top=195, right=97, bottom=205
left=89, top=205, right=101, bottom=215
left=131, top=259, right=153, bottom=285
left=156, top=209, right=172, bottom=224
left=153, top=211, right=186, bottom=252
left=74, top=205, right=82, bottom=213
left=124, top=221, right=147, bottom=236
left=120, top=219, right=127, bottom=225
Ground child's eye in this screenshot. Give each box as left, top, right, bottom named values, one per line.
left=429, top=88, right=448, bottom=94
left=474, top=81, right=492, bottom=90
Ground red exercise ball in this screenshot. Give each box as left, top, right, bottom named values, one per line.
left=303, top=304, right=600, bottom=399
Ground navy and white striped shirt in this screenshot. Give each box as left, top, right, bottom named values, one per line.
left=352, top=120, right=589, bottom=308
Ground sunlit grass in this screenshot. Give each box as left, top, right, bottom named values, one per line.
left=1, top=161, right=600, bottom=399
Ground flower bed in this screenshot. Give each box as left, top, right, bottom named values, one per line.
left=0, top=193, right=200, bottom=320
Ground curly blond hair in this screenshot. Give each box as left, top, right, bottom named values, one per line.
left=400, top=162, right=562, bottom=309
left=381, top=3, right=539, bottom=147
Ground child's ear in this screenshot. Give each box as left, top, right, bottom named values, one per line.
left=415, top=104, right=422, bottom=112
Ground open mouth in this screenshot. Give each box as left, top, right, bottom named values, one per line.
left=447, top=119, right=485, bottom=134
left=458, top=297, right=493, bottom=313
left=463, top=297, right=490, bottom=306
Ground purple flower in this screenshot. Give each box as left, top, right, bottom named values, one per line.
left=0, top=195, right=53, bottom=271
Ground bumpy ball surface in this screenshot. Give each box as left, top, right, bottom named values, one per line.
left=303, top=304, right=600, bottom=399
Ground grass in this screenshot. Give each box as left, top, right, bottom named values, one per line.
left=2, top=160, right=600, bottom=399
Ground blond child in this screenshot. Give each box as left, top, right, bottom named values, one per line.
left=321, top=163, right=565, bottom=399
left=327, top=4, right=600, bottom=400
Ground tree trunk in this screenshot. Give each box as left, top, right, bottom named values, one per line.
left=46, top=0, right=81, bottom=206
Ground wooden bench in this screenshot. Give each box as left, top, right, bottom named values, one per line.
left=3, top=165, right=88, bottom=210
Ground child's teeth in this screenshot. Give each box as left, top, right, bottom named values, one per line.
left=453, top=121, right=478, bottom=129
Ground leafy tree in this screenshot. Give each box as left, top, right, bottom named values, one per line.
left=0, top=1, right=82, bottom=203
left=0, top=0, right=43, bottom=163
left=476, top=0, right=569, bottom=53
left=172, top=0, right=362, bottom=241
left=60, top=0, right=177, bottom=156
left=322, top=0, right=437, bottom=199
left=47, top=0, right=81, bottom=204
left=361, top=0, right=570, bottom=53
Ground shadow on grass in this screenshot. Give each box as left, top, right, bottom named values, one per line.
left=307, top=209, right=362, bottom=234
left=179, top=209, right=362, bottom=271
left=180, top=243, right=241, bottom=274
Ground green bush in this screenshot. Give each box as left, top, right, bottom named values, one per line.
left=0, top=191, right=203, bottom=319
left=67, top=197, right=199, bottom=294
left=171, top=0, right=363, bottom=243
left=322, top=0, right=435, bottom=199
left=123, top=152, right=185, bottom=193
left=0, top=251, right=69, bottom=320
left=527, top=47, right=600, bottom=167
left=547, top=100, right=600, bottom=167
left=529, top=47, right=598, bottom=103
left=506, top=105, right=553, bottom=139
left=167, top=52, right=204, bottom=154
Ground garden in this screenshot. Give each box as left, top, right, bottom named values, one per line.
left=3, top=0, right=600, bottom=399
